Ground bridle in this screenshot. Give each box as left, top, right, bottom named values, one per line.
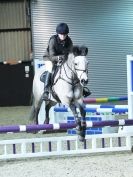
left=54, top=56, right=88, bottom=87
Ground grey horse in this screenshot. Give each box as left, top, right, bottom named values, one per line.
left=30, top=46, right=89, bottom=141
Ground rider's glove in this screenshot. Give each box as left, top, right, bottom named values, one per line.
left=58, top=55, right=66, bottom=64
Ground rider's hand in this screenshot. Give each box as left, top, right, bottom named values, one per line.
left=58, top=55, right=66, bottom=64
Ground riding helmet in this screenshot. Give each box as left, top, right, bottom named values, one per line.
left=56, top=23, right=69, bottom=34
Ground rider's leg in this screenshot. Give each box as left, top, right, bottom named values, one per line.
left=42, top=61, right=53, bottom=100
left=42, top=71, right=51, bottom=100
left=83, top=87, right=91, bottom=97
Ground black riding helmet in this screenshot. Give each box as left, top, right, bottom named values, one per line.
left=56, top=23, right=69, bottom=34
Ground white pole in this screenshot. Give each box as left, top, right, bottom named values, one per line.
left=127, top=55, right=133, bottom=119
left=120, top=55, right=133, bottom=133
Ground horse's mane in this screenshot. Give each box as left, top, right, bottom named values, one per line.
left=66, top=45, right=88, bottom=65
left=72, top=45, right=88, bottom=56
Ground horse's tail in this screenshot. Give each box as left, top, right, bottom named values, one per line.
left=29, top=94, right=44, bottom=124
left=28, top=85, right=35, bottom=121
left=29, top=97, right=36, bottom=121
left=29, top=91, right=34, bottom=106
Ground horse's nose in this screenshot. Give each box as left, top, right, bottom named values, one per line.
left=81, top=79, right=88, bottom=85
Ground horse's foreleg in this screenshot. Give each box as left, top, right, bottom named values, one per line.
left=77, top=103, right=86, bottom=140
left=44, top=102, right=51, bottom=124
left=69, top=104, right=85, bottom=142
left=69, top=104, right=80, bottom=126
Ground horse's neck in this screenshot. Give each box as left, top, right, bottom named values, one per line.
left=54, top=54, right=75, bottom=84
left=61, top=54, right=74, bottom=79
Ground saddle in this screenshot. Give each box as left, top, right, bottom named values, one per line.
left=40, top=65, right=61, bottom=102
left=50, top=65, right=61, bottom=102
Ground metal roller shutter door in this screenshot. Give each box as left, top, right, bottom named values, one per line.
left=31, top=0, right=133, bottom=97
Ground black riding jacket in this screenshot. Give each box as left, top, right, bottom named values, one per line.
left=43, top=35, right=73, bottom=62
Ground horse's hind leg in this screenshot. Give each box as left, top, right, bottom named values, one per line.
left=44, top=101, right=56, bottom=124
left=69, top=104, right=85, bottom=142
left=34, top=98, right=43, bottom=124
left=29, top=96, right=42, bottom=125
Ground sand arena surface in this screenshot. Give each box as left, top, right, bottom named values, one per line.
left=0, top=153, right=133, bottom=177
left=0, top=106, right=133, bottom=177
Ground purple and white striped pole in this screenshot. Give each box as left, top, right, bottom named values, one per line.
left=0, top=119, right=133, bottom=133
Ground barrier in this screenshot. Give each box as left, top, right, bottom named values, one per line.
left=83, top=96, right=127, bottom=104
left=54, top=107, right=128, bottom=114
left=0, top=119, right=133, bottom=133
left=122, top=55, right=133, bottom=133
left=0, top=109, right=131, bottom=160
left=79, top=104, right=128, bottom=108
left=0, top=57, right=131, bottom=160
left=0, top=133, right=132, bottom=160
left=38, top=101, right=128, bottom=124
left=53, top=105, right=128, bottom=135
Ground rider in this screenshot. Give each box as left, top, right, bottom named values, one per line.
left=42, top=22, right=91, bottom=101
left=42, top=22, right=73, bottom=100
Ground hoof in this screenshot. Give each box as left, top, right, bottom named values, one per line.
left=38, top=130, right=46, bottom=134
left=32, top=130, right=38, bottom=134
left=78, top=135, right=85, bottom=142
left=76, top=130, right=85, bottom=142
left=76, top=124, right=86, bottom=142
left=42, top=130, right=47, bottom=134
left=44, top=120, right=49, bottom=124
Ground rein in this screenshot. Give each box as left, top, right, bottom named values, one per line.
left=53, top=55, right=88, bottom=87
left=53, top=59, right=79, bottom=87
left=65, top=59, right=88, bottom=85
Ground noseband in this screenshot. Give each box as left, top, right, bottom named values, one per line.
left=56, top=57, right=88, bottom=86
left=75, top=67, right=88, bottom=81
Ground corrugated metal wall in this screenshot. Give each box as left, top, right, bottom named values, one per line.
left=0, top=0, right=31, bottom=62
left=0, top=0, right=28, bottom=29
left=0, top=31, right=31, bottom=61
left=31, top=0, right=133, bottom=97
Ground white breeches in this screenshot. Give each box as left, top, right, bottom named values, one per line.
left=44, top=61, right=53, bottom=73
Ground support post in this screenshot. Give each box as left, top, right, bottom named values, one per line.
left=120, top=55, right=133, bottom=133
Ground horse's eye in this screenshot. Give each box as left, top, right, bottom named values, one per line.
left=75, top=63, right=78, bottom=66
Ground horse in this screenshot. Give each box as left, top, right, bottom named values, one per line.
left=30, top=45, right=89, bottom=141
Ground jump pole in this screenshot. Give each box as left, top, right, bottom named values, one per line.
left=83, top=96, right=127, bottom=104
left=1, top=119, right=133, bottom=133
left=54, top=107, right=128, bottom=114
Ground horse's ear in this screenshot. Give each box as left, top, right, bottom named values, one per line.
left=80, top=46, right=88, bottom=56
left=72, top=46, right=81, bottom=56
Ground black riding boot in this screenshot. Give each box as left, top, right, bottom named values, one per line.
left=42, top=72, right=51, bottom=101
left=83, top=87, right=91, bottom=97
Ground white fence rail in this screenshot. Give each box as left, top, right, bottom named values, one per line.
left=0, top=133, right=132, bottom=160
